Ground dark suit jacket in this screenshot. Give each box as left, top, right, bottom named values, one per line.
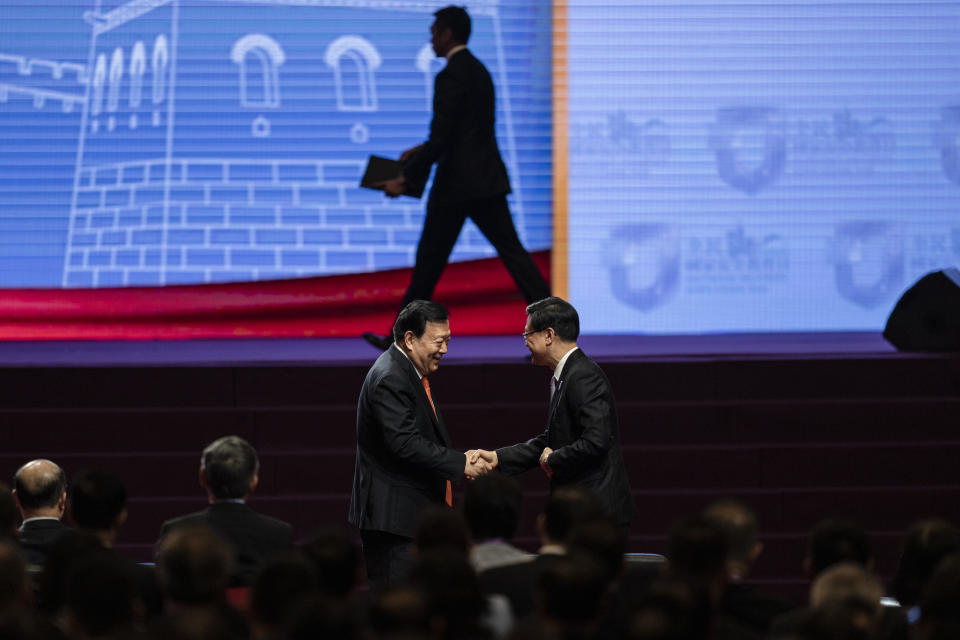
left=349, top=345, right=465, bottom=538
left=158, top=502, right=293, bottom=586
left=479, top=553, right=564, bottom=621
left=496, top=349, right=637, bottom=525
left=402, top=48, right=510, bottom=206
left=19, top=518, right=67, bottom=568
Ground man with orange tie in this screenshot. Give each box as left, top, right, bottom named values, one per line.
left=349, top=300, right=489, bottom=588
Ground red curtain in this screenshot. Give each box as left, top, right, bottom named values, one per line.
left=0, top=251, right=549, bottom=340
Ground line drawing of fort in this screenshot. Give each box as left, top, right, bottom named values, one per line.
left=1, top=0, right=537, bottom=287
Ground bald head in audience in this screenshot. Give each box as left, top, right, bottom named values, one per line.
left=12, top=459, right=66, bottom=523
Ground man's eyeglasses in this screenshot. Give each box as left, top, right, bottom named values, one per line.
left=522, top=328, right=544, bottom=343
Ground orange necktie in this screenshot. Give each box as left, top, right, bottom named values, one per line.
left=422, top=376, right=453, bottom=507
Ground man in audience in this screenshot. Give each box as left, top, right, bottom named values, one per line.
left=70, top=468, right=163, bottom=618
left=890, top=518, right=960, bottom=612
left=12, top=459, right=68, bottom=569
left=249, top=554, right=318, bottom=640
left=463, top=474, right=531, bottom=573
left=804, top=517, right=873, bottom=579
left=154, top=523, right=249, bottom=639
left=0, top=482, right=18, bottom=541
left=470, top=297, right=636, bottom=528
left=157, top=435, right=293, bottom=587
left=913, top=552, right=960, bottom=640
left=0, top=539, right=32, bottom=610
left=479, top=485, right=603, bottom=620
left=702, top=497, right=796, bottom=635
left=301, top=528, right=361, bottom=599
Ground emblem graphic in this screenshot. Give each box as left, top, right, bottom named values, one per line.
left=830, top=221, right=904, bottom=309
left=710, top=106, right=786, bottom=195
left=606, top=224, right=680, bottom=312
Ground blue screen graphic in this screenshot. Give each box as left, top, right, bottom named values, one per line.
left=0, top=0, right=552, bottom=287
left=567, top=1, right=960, bottom=333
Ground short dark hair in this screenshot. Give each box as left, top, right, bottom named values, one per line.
left=250, top=554, right=318, bottom=627
left=808, top=518, right=871, bottom=577
left=301, top=528, right=360, bottom=598
left=13, top=460, right=66, bottom=510
left=392, top=300, right=449, bottom=345
left=201, top=435, right=259, bottom=500
left=414, top=505, right=470, bottom=556
left=543, top=485, right=603, bottom=544
left=892, top=518, right=960, bottom=608
left=157, top=524, right=233, bottom=605
left=70, top=469, right=127, bottom=531
left=537, top=552, right=608, bottom=625
left=703, top=498, right=759, bottom=566
left=526, top=297, right=579, bottom=342
left=434, top=6, right=471, bottom=44
left=463, top=474, right=522, bottom=542
left=666, top=515, right=728, bottom=583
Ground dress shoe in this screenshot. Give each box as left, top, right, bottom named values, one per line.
left=362, top=332, right=393, bottom=351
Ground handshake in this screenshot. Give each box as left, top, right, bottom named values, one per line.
left=462, top=447, right=555, bottom=480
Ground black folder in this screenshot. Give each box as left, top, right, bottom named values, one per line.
left=360, top=155, right=424, bottom=198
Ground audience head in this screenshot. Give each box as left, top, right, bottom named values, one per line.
left=0, top=482, right=17, bottom=540
left=408, top=549, right=487, bottom=640
left=0, top=539, right=31, bottom=609
left=805, top=518, right=872, bottom=578
left=250, top=553, right=318, bottom=630
left=157, top=524, right=233, bottom=607
left=301, top=528, right=361, bottom=598
left=463, top=474, right=523, bottom=543
left=539, top=485, right=603, bottom=548
left=414, top=505, right=471, bottom=557
left=12, top=459, right=66, bottom=519
left=69, top=468, right=127, bottom=543
left=64, top=550, right=135, bottom=639
left=285, top=594, right=362, bottom=640
left=368, top=582, right=434, bottom=640
left=568, top=516, right=628, bottom=587
left=525, top=296, right=580, bottom=344
left=809, top=562, right=884, bottom=613
left=915, top=552, right=960, bottom=640
left=891, top=517, right=960, bottom=608
left=200, top=435, right=259, bottom=501
left=432, top=6, right=471, bottom=46
left=536, top=552, right=609, bottom=633
left=620, top=579, right=713, bottom=640
left=703, top=497, right=761, bottom=580
left=36, top=529, right=105, bottom=614
left=665, top=515, right=728, bottom=604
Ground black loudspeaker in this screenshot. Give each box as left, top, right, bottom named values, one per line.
left=884, top=268, right=960, bottom=352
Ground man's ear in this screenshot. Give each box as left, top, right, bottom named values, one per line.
left=403, top=330, right=416, bottom=350
left=57, top=491, right=67, bottom=514
left=248, top=473, right=259, bottom=495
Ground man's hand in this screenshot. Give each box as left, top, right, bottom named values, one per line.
left=399, top=144, right=424, bottom=163
left=375, top=176, right=406, bottom=198
left=464, top=451, right=491, bottom=479
left=469, top=449, right=498, bottom=470
left=539, top=447, right=554, bottom=478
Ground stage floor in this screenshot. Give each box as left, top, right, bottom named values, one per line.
left=0, top=331, right=910, bottom=367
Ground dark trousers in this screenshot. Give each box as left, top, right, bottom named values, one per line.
left=401, top=194, right=551, bottom=307
left=360, top=529, right=414, bottom=592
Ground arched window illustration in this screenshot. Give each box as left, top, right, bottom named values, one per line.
left=91, top=53, right=107, bottom=118
left=230, top=34, right=285, bottom=108
left=324, top=35, right=381, bottom=112
left=107, top=47, right=124, bottom=112
left=152, top=34, right=168, bottom=105
left=415, top=43, right=445, bottom=111
left=129, top=41, right=146, bottom=108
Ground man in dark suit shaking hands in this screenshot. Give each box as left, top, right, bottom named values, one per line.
left=366, top=6, right=550, bottom=350
left=350, top=300, right=490, bottom=588
left=471, top=297, right=637, bottom=527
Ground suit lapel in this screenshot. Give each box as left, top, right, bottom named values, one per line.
left=392, top=347, right=452, bottom=446
left=547, top=349, right=584, bottom=428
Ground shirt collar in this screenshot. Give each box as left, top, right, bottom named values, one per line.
left=394, top=342, right=422, bottom=379
left=553, top=346, right=579, bottom=382
left=446, top=45, right=467, bottom=60
left=20, top=516, right=61, bottom=528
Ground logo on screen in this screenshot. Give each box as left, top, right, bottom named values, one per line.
left=935, top=105, right=960, bottom=186
left=606, top=224, right=680, bottom=311
left=710, top=107, right=786, bottom=195
left=830, top=222, right=904, bottom=309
